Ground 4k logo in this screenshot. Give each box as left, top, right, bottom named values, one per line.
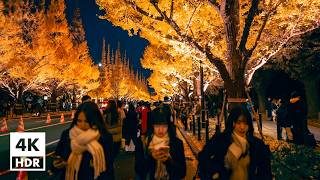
left=10, top=132, right=45, bottom=171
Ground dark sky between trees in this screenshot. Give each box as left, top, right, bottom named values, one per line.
left=64, top=0, right=151, bottom=79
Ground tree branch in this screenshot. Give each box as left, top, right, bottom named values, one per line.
left=170, top=0, right=174, bottom=19
left=185, top=3, right=201, bottom=32
left=150, top=1, right=231, bottom=85
left=124, top=0, right=164, bottom=21
left=208, top=0, right=220, bottom=12
left=247, top=1, right=281, bottom=58
left=205, top=45, right=232, bottom=84
left=238, top=0, right=260, bottom=53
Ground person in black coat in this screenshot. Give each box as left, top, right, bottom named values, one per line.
left=135, top=107, right=186, bottom=180
left=276, top=99, right=293, bottom=141
left=198, top=106, right=272, bottom=180
left=287, top=91, right=307, bottom=145
left=123, top=103, right=139, bottom=151
left=53, top=102, right=114, bottom=180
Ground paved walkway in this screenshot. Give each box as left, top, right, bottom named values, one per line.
left=254, top=120, right=320, bottom=142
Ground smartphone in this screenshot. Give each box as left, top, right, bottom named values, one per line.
left=158, top=146, right=170, bottom=153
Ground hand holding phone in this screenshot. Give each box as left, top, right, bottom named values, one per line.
left=151, top=146, right=170, bottom=162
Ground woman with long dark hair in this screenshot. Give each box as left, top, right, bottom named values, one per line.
left=135, top=107, right=186, bottom=180
left=103, top=100, right=122, bottom=158
left=53, top=101, right=114, bottom=180
left=198, top=106, right=272, bottom=180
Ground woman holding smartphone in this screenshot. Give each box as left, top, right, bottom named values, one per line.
left=135, top=107, right=186, bottom=180
left=53, top=102, right=114, bottom=180
left=198, top=106, right=272, bottom=180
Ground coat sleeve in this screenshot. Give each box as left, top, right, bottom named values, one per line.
left=198, top=134, right=226, bottom=179
left=98, top=133, right=115, bottom=180
left=256, top=141, right=272, bottom=180
left=55, top=129, right=71, bottom=161
left=164, top=138, right=186, bottom=179
left=134, top=137, right=148, bottom=179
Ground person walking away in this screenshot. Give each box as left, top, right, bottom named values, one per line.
left=266, top=97, right=272, bottom=121
left=53, top=101, right=114, bottom=180
left=123, top=103, right=139, bottom=152
left=141, top=102, right=151, bottom=137
left=198, top=106, right=272, bottom=180
left=135, top=107, right=186, bottom=180
left=276, top=99, right=293, bottom=141
left=81, top=95, right=91, bottom=103
left=104, top=100, right=122, bottom=158
left=287, top=91, right=307, bottom=145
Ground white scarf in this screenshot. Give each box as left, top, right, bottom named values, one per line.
left=66, top=126, right=106, bottom=180
left=149, top=133, right=170, bottom=180
left=224, top=132, right=250, bottom=180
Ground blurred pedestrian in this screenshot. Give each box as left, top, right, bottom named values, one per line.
left=81, top=95, right=91, bottom=103
left=266, top=97, right=272, bottom=121
left=287, top=91, right=307, bottom=145
left=198, top=106, right=272, bottom=180
left=123, top=103, right=139, bottom=152
left=135, top=107, right=186, bottom=180
left=104, top=100, right=122, bottom=158
left=53, top=101, right=114, bottom=180
left=276, top=98, right=293, bottom=141
left=141, top=102, right=151, bottom=137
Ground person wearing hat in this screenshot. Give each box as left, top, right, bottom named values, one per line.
left=135, top=107, right=186, bottom=180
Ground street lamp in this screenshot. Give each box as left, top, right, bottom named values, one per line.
left=98, top=63, right=102, bottom=67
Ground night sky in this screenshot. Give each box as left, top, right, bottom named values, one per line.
left=64, top=0, right=150, bottom=78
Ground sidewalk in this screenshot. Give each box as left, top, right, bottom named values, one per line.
left=2, top=111, right=73, bottom=121
left=178, top=117, right=320, bottom=155
left=255, top=120, right=320, bottom=142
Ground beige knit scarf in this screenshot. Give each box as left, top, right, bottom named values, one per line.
left=224, top=132, right=250, bottom=180
left=66, top=126, right=106, bottom=180
left=149, top=133, right=170, bottom=180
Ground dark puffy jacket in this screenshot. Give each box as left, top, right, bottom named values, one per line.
left=135, top=135, right=186, bottom=180
left=198, top=132, right=272, bottom=180
left=55, top=128, right=114, bottom=180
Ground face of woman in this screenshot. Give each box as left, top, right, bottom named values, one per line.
left=77, top=112, right=90, bottom=131
left=154, top=124, right=168, bottom=138
left=233, top=115, right=249, bottom=137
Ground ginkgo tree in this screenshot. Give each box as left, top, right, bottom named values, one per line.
left=90, top=42, right=151, bottom=101
left=0, top=0, right=100, bottom=102
left=96, top=0, right=320, bottom=102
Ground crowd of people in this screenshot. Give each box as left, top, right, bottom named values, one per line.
left=47, top=94, right=277, bottom=180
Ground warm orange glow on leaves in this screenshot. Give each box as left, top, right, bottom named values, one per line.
left=97, top=0, right=320, bottom=98
left=89, top=42, right=150, bottom=101
left=0, top=0, right=99, bottom=100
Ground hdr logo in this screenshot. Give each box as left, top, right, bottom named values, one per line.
left=10, top=132, right=45, bottom=171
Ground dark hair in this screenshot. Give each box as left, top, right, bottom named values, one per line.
left=164, top=96, right=169, bottom=101
left=81, top=95, right=91, bottom=103
left=290, top=91, right=301, bottom=98
left=225, top=106, right=254, bottom=137
left=71, top=101, right=106, bottom=134
left=149, top=107, right=176, bottom=139
left=117, top=100, right=123, bottom=108
left=128, top=103, right=135, bottom=112
left=105, top=100, right=119, bottom=126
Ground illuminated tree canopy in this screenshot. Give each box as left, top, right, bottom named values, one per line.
left=0, top=0, right=99, bottom=101
left=89, top=41, right=150, bottom=101
left=97, top=0, right=320, bottom=98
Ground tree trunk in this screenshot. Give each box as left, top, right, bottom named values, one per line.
left=302, top=76, right=320, bottom=120
left=225, top=76, right=246, bottom=110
